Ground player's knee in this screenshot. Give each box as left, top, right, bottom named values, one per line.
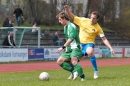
left=57, top=57, right=66, bottom=65
left=57, top=58, right=63, bottom=65
left=71, top=61, right=78, bottom=66
left=87, top=51, right=94, bottom=57
left=71, top=57, right=78, bottom=66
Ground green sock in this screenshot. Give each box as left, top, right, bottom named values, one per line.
left=74, top=64, right=84, bottom=76
left=60, top=62, right=73, bottom=72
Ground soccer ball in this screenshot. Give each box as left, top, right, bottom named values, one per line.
left=39, top=72, right=50, bottom=81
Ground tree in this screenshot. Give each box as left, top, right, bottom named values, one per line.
left=25, top=0, right=58, bottom=25
left=90, top=0, right=114, bottom=26
left=107, top=0, right=130, bottom=39
left=85, top=0, right=91, bottom=17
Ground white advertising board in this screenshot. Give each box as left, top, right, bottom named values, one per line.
left=124, top=48, right=130, bottom=57
left=94, top=48, right=102, bottom=58
left=111, top=48, right=122, bottom=58
left=44, top=48, right=62, bottom=60
left=0, top=49, right=28, bottom=62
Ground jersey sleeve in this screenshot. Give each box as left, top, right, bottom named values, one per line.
left=97, top=25, right=105, bottom=37
left=68, top=24, right=77, bottom=41
left=73, top=16, right=82, bottom=26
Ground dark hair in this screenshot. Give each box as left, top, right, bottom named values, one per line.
left=56, top=12, right=69, bottom=21
left=91, top=11, right=100, bottom=19
left=16, top=5, right=19, bottom=7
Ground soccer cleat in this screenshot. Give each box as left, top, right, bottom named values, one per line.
left=67, top=74, right=73, bottom=79
left=73, top=71, right=78, bottom=80
left=94, top=71, right=99, bottom=79
left=81, top=78, right=86, bottom=81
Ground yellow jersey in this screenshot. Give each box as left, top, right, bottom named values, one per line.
left=74, top=16, right=104, bottom=44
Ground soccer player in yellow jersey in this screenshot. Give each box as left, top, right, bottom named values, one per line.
left=64, top=5, right=115, bottom=79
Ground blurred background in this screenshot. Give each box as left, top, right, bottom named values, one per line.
left=0, top=0, right=130, bottom=38
left=0, top=0, right=130, bottom=47
left=0, top=0, right=130, bottom=63
left=0, top=0, right=130, bottom=44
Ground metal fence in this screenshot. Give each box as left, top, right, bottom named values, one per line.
left=0, top=27, right=41, bottom=48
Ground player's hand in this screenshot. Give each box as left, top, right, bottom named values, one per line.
left=110, top=49, right=115, bottom=55
left=63, top=48, right=66, bottom=52
left=64, top=5, right=69, bottom=10
left=56, top=47, right=63, bottom=53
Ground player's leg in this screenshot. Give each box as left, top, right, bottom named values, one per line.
left=67, top=62, right=74, bottom=79
left=71, top=48, right=85, bottom=81
left=81, top=43, right=98, bottom=79
left=86, top=44, right=98, bottom=79
left=57, top=52, right=73, bottom=73
left=88, top=54, right=98, bottom=79
left=71, top=57, right=85, bottom=80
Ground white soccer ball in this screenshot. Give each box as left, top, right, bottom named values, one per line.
left=39, top=72, right=50, bottom=81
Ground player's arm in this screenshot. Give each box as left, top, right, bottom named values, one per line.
left=64, top=5, right=75, bottom=20
left=101, top=36, right=115, bottom=55
left=97, top=25, right=115, bottom=55
left=57, top=27, right=75, bottom=53
left=63, top=39, right=72, bottom=47
left=56, top=38, right=72, bottom=53
left=63, top=27, right=76, bottom=47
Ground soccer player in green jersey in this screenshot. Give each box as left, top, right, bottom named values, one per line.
left=56, top=12, right=85, bottom=81
left=64, top=5, right=115, bottom=79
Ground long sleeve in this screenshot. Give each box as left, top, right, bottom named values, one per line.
left=20, top=8, right=23, bottom=16
left=8, top=35, right=13, bottom=46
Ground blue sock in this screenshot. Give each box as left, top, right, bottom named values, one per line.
left=89, top=56, right=98, bottom=71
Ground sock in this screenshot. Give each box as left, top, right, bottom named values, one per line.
left=89, top=56, right=98, bottom=71
left=74, top=64, right=84, bottom=77
left=70, top=63, right=74, bottom=75
left=80, top=74, right=85, bottom=79
left=60, top=62, right=73, bottom=72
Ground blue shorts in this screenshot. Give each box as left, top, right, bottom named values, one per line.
left=81, top=43, right=95, bottom=56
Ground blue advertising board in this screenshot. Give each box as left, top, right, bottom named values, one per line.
left=28, top=48, right=44, bottom=60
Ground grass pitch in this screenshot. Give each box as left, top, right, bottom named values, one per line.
left=0, top=65, right=129, bottom=86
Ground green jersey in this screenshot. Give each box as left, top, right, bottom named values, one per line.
left=64, top=22, right=81, bottom=52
